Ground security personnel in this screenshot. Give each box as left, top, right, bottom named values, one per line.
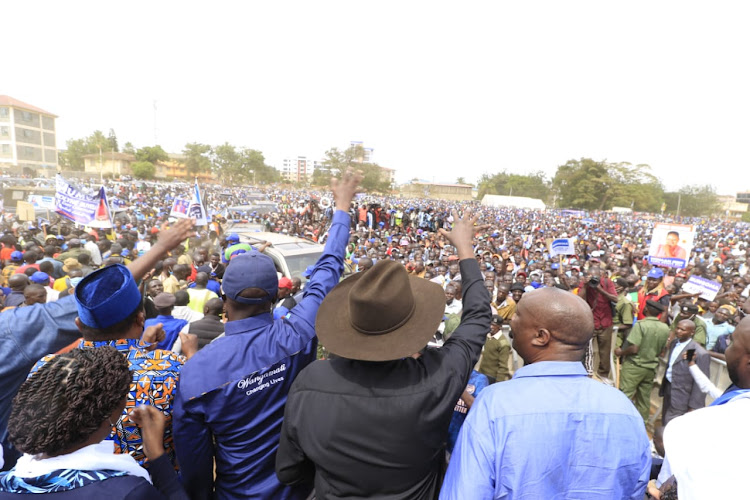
left=478, top=315, right=511, bottom=384
left=616, top=300, right=671, bottom=423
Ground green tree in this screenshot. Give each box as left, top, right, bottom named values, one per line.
left=317, top=145, right=391, bottom=192
left=239, top=148, right=281, bottom=184
left=135, top=145, right=169, bottom=164
left=59, top=138, right=89, bottom=171
left=122, top=142, right=135, bottom=155
left=211, top=143, right=242, bottom=183
left=456, top=176, right=467, bottom=185
left=107, top=129, right=119, bottom=152
left=131, top=161, right=155, bottom=179
left=183, top=143, right=212, bottom=176
left=59, top=130, right=116, bottom=171
left=477, top=171, right=550, bottom=201
left=311, top=165, right=333, bottom=186
left=665, top=185, right=721, bottom=217
left=552, top=158, right=664, bottom=211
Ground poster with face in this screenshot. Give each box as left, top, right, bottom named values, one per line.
left=648, top=223, right=695, bottom=269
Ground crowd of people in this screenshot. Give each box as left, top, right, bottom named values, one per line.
left=0, top=172, right=749, bottom=499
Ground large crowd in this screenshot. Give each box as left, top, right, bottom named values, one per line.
left=0, top=172, right=749, bottom=499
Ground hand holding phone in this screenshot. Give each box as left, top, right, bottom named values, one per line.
left=686, top=349, right=696, bottom=362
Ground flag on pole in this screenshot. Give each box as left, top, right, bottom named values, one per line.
left=188, top=178, right=208, bottom=226
left=88, top=187, right=114, bottom=229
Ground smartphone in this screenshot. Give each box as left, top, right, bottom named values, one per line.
left=686, top=349, right=696, bottom=362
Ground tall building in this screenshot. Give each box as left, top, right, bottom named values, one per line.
left=350, top=141, right=373, bottom=163
left=0, top=96, right=58, bottom=177
left=281, top=156, right=320, bottom=183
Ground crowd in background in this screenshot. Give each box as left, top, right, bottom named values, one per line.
left=0, top=177, right=748, bottom=499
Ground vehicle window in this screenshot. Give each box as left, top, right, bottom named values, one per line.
left=284, top=253, right=322, bottom=278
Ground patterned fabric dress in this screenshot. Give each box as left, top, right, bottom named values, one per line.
left=31, top=339, right=184, bottom=468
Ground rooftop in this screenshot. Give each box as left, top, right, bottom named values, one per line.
left=0, top=95, right=57, bottom=117
left=82, top=152, right=136, bottom=161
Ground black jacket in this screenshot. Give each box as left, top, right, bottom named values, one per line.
left=276, top=258, right=491, bottom=499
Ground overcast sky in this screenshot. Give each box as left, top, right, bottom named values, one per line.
left=5, top=1, right=750, bottom=195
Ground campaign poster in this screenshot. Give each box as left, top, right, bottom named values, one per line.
left=681, top=276, right=722, bottom=301
left=648, top=223, right=694, bottom=269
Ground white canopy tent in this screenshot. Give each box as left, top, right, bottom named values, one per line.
left=480, top=194, right=546, bottom=210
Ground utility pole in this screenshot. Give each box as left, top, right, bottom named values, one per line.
left=153, top=100, right=158, bottom=146
left=676, top=193, right=681, bottom=217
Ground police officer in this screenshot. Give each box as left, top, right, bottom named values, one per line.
left=616, top=300, right=671, bottom=423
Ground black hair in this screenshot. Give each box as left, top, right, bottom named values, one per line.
left=8, top=347, right=131, bottom=456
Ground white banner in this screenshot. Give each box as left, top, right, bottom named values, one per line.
left=681, top=276, right=722, bottom=301
left=549, top=238, right=576, bottom=256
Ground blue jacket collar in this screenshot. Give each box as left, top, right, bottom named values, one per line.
left=224, top=313, right=273, bottom=337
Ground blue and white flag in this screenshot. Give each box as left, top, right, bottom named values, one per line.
left=188, top=179, right=208, bottom=226
left=549, top=238, right=576, bottom=256
left=55, top=175, right=112, bottom=228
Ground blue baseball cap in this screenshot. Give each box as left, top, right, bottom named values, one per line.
left=227, top=233, right=240, bottom=243
left=222, top=251, right=278, bottom=304
left=10, top=251, right=22, bottom=261
left=30, top=271, right=50, bottom=284
left=647, top=268, right=664, bottom=279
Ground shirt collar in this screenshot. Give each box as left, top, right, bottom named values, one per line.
left=224, top=313, right=273, bottom=337
left=513, top=360, right=588, bottom=379
left=78, top=338, right=146, bottom=351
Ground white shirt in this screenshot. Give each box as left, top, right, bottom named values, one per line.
left=45, top=286, right=60, bottom=303
left=664, top=393, right=750, bottom=500
left=445, top=299, right=462, bottom=316
left=666, top=339, right=690, bottom=383
left=84, top=240, right=102, bottom=266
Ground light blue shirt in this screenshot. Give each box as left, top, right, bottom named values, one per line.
left=666, top=339, right=690, bottom=383
left=441, top=361, right=651, bottom=500
left=705, top=321, right=735, bottom=350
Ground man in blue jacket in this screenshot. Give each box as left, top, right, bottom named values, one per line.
left=173, top=170, right=362, bottom=500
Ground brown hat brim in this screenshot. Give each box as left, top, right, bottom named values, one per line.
left=316, top=272, right=446, bottom=361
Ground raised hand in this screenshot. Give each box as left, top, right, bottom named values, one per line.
left=438, top=209, right=488, bottom=260
left=332, top=169, right=363, bottom=211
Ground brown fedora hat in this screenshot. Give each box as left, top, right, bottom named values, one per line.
left=316, top=259, right=445, bottom=361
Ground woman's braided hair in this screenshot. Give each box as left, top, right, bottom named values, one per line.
left=8, top=347, right=131, bottom=456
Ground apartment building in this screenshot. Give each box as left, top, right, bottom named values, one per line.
left=0, top=95, right=58, bottom=177
left=281, top=156, right=320, bottom=183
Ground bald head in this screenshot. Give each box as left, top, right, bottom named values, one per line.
left=358, top=258, right=373, bottom=272
left=726, top=317, right=750, bottom=389
left=204, top=298, right=224, bottom=316
left=510, top=287, right=594, bottom=364
left=9, top=274, right=29, bottom=291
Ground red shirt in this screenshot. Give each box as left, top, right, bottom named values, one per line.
left=581, top=277, right=616, bottom=329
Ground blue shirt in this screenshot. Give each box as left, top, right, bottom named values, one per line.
left=705, top=320, right=734, bottom=350
left=0, top=297, right=79, bottom=446
left=173, top=210, right=351, bottom=500
left=446, top=370, right=488, bottom=453
left=145, top=315, right=188, bottom=351
left=441, top=361, right=651, bottom=500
